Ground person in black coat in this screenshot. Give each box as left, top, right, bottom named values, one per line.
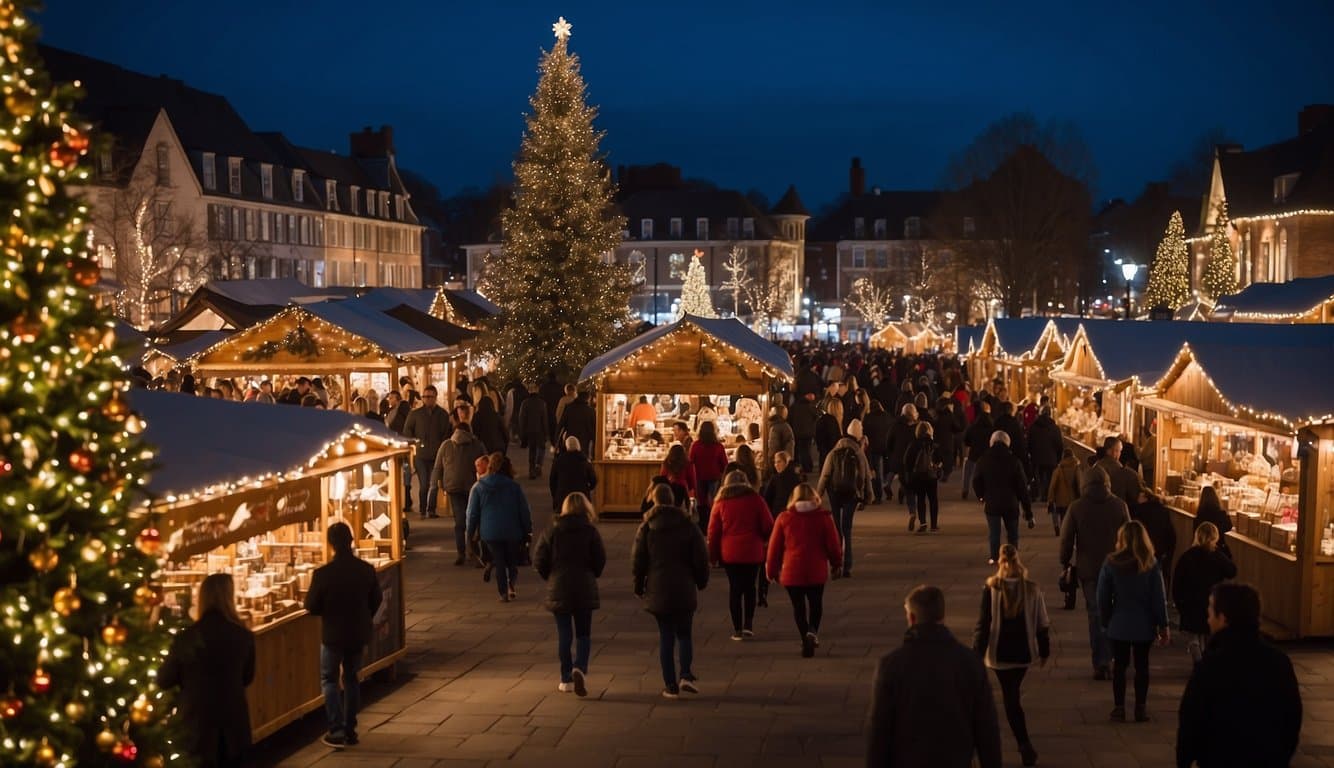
left=861, top=400, right=893, bottom=504
left=1193, top=485, right=1233, bottom=558
left=534, top=492, right=607, bottom=697
left=992, top=402, right=1028, bottom=472
left=1130, top=488, right=1177, bottom=588
left=787, top=394, right=821, bottom=472
left=1176, top=583, right=1301, bottom=768
left=1171, top=521, right=1237, bottom=663
left=867, top=585, right=1002, bottom=768
left=558, top=390, right=597, bottom=458
left=550, top=436, right=598, bottom=512
left=471, top=395, right=507, bottom=454
left=763, top=451, right=803, bottom=517
left=962, top=404, right=995, bottom=500
left=972, top=431, right=1033, bottom=564
left=516, top=382, right=550, bottom=479
left=885, top=404, right=920, bottom=508
left=632, top=484, right=710, bottom=698
left=1026, top=408, right=1063, bottom=502
left=159, top=573, right=255, bottom=767
left=304, top=523, right=383, bottom=748
left=814, top=400, right=844, bottom=469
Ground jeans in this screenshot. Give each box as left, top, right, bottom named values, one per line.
left=961, top=458, right=977, bottom=498
left=553, top=610, right=593, bottom=683
left=527, top=439, right=546, bottom=478
left=993, top=668, right=1030, bottom=745
left=912, top=478, right=939, bottom=527
left=414, top=456, right=437, bottom=517
left=320, top=645, right=363, bottom=739
left=698, top=479, right=720, bottom=534
left=1050, top=505, right=1066, bottom=535
left=447, top=491, right=470, bottom=556
left=1111, top=640, right=1151, bottom=710
left=867, top=452, right=885, bottom=502
left=833, top=496, right=857, bottom=574
left=985, top=514, right=1020, bottom=561
left=653, top=612, right=694, bottom=688
left=486, top=539, right=521, bottom=596
left=723, top=563, right=760, bottom=632
left=1081, top=578, right=1111, bottom=670
left=786, top=584, right=825, bottom=637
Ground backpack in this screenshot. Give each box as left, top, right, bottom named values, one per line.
left=829, top=446, right=861, bottom=497
left=910, top=440, right=938, bottom=479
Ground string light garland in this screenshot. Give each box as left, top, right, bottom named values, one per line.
left=1201, top=201, right=1239, bottom=302
left=188, top=306, right=406, bottom=368
left=677, top=250, right=717, bottom=319
left=1142, top=210, right=1191, bottom=311
left=0, top=3, right=184, bottom=763
left=581, top=318, right=791, bottom=386
left=477, top=16, right=636, bottom=383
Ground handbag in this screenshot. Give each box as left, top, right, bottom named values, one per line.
left=1057, top=564, right=1078, bottom=593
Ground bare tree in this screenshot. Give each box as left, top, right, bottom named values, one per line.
left=845, top=275, right=895, bottom=329
left=902, top=248, right=939, bottom=323
left=720, top=245, right=753, bottom=316
left=85, top=162, right=209, bottom=327
left=744, top=256, right=795, bottom=335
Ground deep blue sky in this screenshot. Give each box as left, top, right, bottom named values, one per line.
left=38, top=0, right=1334, bottom=210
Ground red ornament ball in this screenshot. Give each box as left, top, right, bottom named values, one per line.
left=30, top=668, right=51, bottom=694
left=10, top=313, right=41, bottom=343
left=69, top=449, right=94, bottom=474
left=68, top=258, right=101, bottom=288
left=135, top=527, right=162, bottom=556
left=66, top=130, right=90, bottom=154
left=112, top=739, right=137, bottom=763
left=0, top=695, right=22, bottom=719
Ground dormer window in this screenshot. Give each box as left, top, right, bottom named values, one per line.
left=873, top=218, right=886, bottom=239
left=227, top=157, right=241, bottom=194
left=1273, top=173, right=1300, bottom=204
left=741, top=218, right=754, bottom=239
left=726, top=217, right=739, bottom=239
left=201, top=152, right=216, bottom=191
left=260, top=164, right=273, bottom=199
left=641, top=218, right=653, bottom=239
left=854, top=217, right=866, bottom=238
left=349, top=185, right=360, bottom=215
left=366, top=189, right=376, bottom=216
left=669, top=217, right=683, bottom=238
left=292, top=169, right=305, bottom=202
left=380, top=191, right=390, bottom=219
left=696, top=217, right=709, bottom=240
left=904, top=216, right=921, bottom=239
left=325, top=179, right=337, bottom=211
left=963, top=217, right=976, bottom=236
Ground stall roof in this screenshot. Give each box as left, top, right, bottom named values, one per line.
left=956, top=324, right=986, bottom=354
left=128, top=389, right=404, bottom=499
left=347, top=287, right=436, bottom=314
left=1212, top=275, right=1334, bottom=320
left=300, top=302, right=454, bottom=357
left=150, top=331, right=233, bottom=363
left=579, top=315, right=794, bottom=382
left=205, top=278, right=352, bottom=306
left=447, top=289, right=501, bottom=322
left=381, top=304, right=477, bottom=347
left=986, top=318, right=1059, bottom=357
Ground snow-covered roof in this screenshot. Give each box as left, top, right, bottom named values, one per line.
left=203, top=278, right=349, bottom=306
left=1212, top=275, right=1334, bottom=320
left=129, top=389, right=404, bottom=498
left=299, top=302, right=453, bottom=357
left=579, top=315, right=794, bottom=382
left=956, top=324, right=985, bottom=355
left=150, top=331, right=233, bottom=362
left=345, top=287, right=436, bottom=314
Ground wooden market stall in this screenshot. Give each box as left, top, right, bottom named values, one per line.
left=578, top=315, right=794, bottom=517
left=128, top=390, right=410, bottom=739
left=868, top=321, right=950, bottom=354
left=189, top=301, right=468, bottom=409
left=1211, top=275, right=1334, bottom=324
left=967, top=318, right=1076, bottom=403
left=1136, top=336, right=1334, bottom=637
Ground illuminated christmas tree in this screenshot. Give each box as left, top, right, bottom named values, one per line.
left=1201, top=200, right=1238, bottom=302
left=1142, top=210, right=1191, bottom=310
left=0, top=3, right=179, bottom=764
left=677, top=250, right=716, bottom=318
left=481, top=16, right=633, bottom=381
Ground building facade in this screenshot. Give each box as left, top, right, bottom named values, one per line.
left=44, top=46, right=424, bottom=327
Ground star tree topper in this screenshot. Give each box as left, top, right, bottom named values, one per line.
left=553, top=16, right=572, bottom=41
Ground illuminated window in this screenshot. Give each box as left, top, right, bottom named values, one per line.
left=669, top=252, right=686, bottom=279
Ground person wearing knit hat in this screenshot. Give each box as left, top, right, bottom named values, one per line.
left=815, top=418, right=873, bottom=577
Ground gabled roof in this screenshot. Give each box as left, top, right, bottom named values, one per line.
left=1212, top=275, right=1334, bottom=319
left=771, top=185, right=809, bottom=217
left=445, top=289, right=501, bottom=322
left=155, top=279, right=349, bottom=334
left=617, top=187, right=779, bottom=240
left=985, top=318, right=1058, bottom=357
left=807, top=190, right=944, bottom=241
left=956, top=324, right=986, bottom=355
left=1216, top=124, right=1334, bottom=219
left=128, top=390, right=403, bottom=498
left=300, top=302, right=453, bottom=357
left=580, top=315, right=794, bottom=382
left=381, top=305, right=477, bottom=346
left=150, top=331, right=234, bottom=363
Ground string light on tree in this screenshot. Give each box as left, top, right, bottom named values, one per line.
left=1141, top=210, right=1191, bottom=310
left=677, top=250, right=717, bottom=319
left=1201, top=200, right=1239, bottom=303
left=0, top=2, right=183, bottom=762
left=479, top=15, right=634, bottom=382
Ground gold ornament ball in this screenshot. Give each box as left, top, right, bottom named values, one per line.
left=129, top=696, right=153, bottom=725
left=64, top=699, right=87, bottom=722
left=135, top=527, right=162, bottom=556
left=53, top=586, right=81, bottom=616
left=95, top=728, right=118, bottom=752
left=101, top=621, right=127, bottom=646
left=34, top=740, right=57, bottom=768
left=143, top=756, right=165, bottom=768
left=102, top=394, right=130, bottom=419
left=5, top=91, right=35, bottom=117
left=28, top=545, right=58, bottom=573
left=133, top=584, right=161, bottom=607
left=81, top=539, right=107, bottom=562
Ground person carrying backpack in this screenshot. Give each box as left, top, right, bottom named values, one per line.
left=816, top=418, right=872, bottom=578
left=903, top=421, right=944, bottom=533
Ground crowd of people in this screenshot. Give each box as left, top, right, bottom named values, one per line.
left=149, top=344, right=1305, bottom=768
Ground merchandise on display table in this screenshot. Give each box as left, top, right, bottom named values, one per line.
left=602, top=392, right=763, bottom=462
left=1163, top=468, right=1300, bottom=553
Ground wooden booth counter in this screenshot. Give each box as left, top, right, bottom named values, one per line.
left=578, top=315, right=794, bottom=517
left=1135, top=339, right=1334, bottom=638
left=129, top=391, right=411, bottom=739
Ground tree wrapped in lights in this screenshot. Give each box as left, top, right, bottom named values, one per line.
left=1201, top=200, right=1238, bottom=302
left=1142, top=210, right=1191, bottom=310
left=677, top=250, right=716, bottom=318
left=845, top=276, right=894, bottom=329
left=480, top=16, right=633, bottom=381
left=0, top=4, right=179, bottom=764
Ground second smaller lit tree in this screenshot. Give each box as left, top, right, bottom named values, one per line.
left=1201, top=201, right=1239, bottom=302
left=678, top=250, right=716, bottom=318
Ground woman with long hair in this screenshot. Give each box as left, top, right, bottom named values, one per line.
left=1096, top=520, right=1169, bottom=722
left=725, top=443, right=760, bottom=489
left=972, top=544, right=1049, bottom=767
left=660, top=443, right=697, bottom=504
left=690, top=420, right=728, bottom=532
left=708, top=470, right=774, bottom=639
left=1193, top=485, right=1232, bottom=557
left=534, top=492, right=607, bottom=696
left=766, top=483, right=841, bottom=658
left=159, top=573, right=256, bottom=767
left=1171, top=521, right=1237, bottom=664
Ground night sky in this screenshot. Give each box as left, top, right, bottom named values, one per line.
left=37, top=0, right=1334, bottom=211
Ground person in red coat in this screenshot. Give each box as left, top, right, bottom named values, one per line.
left=659, top=444, right=697, bottom=505
left=766, top=483, right=842, bottom=657
left=689, top=421, right=729, bottom=532
left=708, top=470, right=775, bottom=640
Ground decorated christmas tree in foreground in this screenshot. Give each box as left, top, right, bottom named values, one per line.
left=1201, top=200, right=1238, bottom=302
left=0, top=2, right=178, bottom=764
left=677, top=250, right=716, bottom=318
left=1141, top=210, right=1191, bottom=310
left=481, top=16, right=633, bottom=382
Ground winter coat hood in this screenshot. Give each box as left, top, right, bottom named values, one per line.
left=1081, top=465, right=1112, bottom=497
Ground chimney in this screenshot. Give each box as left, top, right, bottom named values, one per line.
left=349, top=125, right=395, bottom=158
left=1298, top=104, right=1334, bottom=135
left=849, top=157, right=865, bottom=199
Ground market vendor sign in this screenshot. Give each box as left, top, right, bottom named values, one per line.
left=159, top=476, right=321, bottom=561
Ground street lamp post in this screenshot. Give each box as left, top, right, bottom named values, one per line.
left=1121, top=262, right=1140, bottom=320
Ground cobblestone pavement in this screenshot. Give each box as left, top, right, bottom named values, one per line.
left=254, top=461, right=1334, bottom=768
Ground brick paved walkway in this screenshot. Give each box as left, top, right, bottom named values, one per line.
left=254, top=463, right=1334, bottom=767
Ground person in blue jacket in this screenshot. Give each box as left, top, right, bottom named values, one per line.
left=1096, top=520, right=1169, bottom=723
left=467, top=451, right=533, bottom=602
